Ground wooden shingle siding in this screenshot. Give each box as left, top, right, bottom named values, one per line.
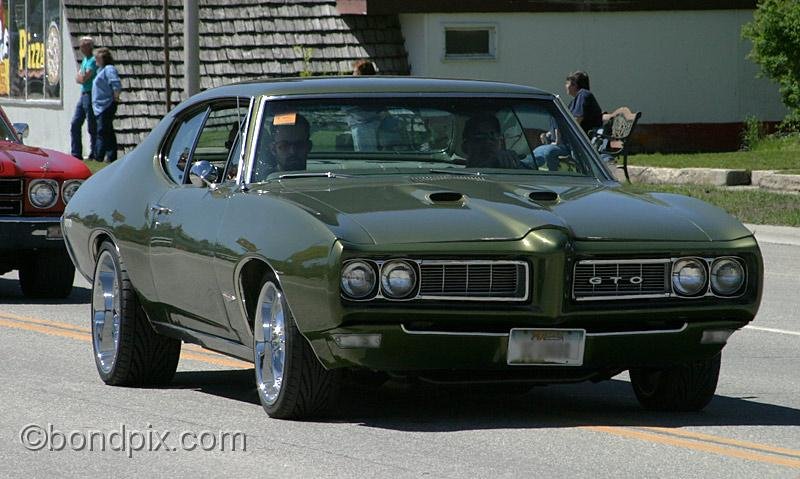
left=64, top=0, right=409, bottom=152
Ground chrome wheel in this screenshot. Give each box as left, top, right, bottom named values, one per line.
left=254, top=282, right=287, bottom=407
left=92, top=249, right=121, bottom=374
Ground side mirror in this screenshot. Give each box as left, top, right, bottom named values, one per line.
left=12, top=123, right=29, bottom=141
left=188, top=160, right=219, bottom=187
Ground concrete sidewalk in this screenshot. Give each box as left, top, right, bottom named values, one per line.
left=746, top=224, right=800, bottom=246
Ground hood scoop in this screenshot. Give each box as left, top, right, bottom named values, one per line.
left=528, top=190, right=559, bottom=203
left=428, top=191, right=465, bottom=203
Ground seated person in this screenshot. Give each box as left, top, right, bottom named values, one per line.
left=531, top=125, right=566, bottom=171
left=461, top=113, right=520, bottom=169
left=253, top=113, right=312, bottom=180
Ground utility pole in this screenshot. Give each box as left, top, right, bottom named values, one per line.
left=163, top=0, right=171, bottom=112
left=184, top=0, right=199, bottom=98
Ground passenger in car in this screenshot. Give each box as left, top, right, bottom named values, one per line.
left=461, top=113, right=521, bottom=169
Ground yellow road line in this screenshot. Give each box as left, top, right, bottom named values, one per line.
left=0, top=314, right=250, bottom=369
left=642, top=426, right=800, bottom=459
left=584, top=426, right=800, bottom=469
left=3, top=311, right=798, bottom=468
left=0, top=317, right=91, bottom=342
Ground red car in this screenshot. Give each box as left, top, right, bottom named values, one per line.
left=0, top=106, right=91, bottom=297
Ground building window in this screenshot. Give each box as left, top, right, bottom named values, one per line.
left=443, top=24, right=496, bottom=60
left=0, top=0, right=62, bottom=102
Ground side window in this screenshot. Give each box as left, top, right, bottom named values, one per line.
left=194, top=105, right=248, bottom=174
left=163, top=110, right=207, bottom=184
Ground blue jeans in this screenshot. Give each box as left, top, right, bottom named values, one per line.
left=70, top=93, right=97, bottom=159
left=95, top=102, right=117, bottom=162
left=532, top=144, right=569, bottom=171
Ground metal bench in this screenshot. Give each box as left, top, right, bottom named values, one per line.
left=593, top=107, right=641, bottom=182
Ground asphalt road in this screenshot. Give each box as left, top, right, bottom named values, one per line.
left=0, top=236, right=798, bottom=477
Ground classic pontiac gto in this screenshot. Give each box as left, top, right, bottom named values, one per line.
left=0, top=106, right=91, bottom=298
left=63, top=78, right=762, bottom=419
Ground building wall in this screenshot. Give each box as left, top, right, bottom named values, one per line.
left=400, top=10, right=786, bottom=150
left=2, top=20, right=80, bottom=156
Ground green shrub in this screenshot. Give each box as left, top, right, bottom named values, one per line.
left=740, top=115, right=765, bottom=150
left=743, top=0, right=800, bottom=131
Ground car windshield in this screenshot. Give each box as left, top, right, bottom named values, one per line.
left=249, top=97, right=602, bottom=182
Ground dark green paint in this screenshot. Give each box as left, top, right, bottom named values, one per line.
left=62, top=78, right=762, bottom=374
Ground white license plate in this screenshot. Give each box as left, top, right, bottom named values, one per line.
left=506, top=329, right=586, bottom=366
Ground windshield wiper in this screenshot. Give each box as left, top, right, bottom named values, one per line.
left=277, top=172, right=349, bottom=180
left=429, top=168, right=481, bottom=176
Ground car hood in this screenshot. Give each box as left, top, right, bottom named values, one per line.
left=0, top=140, right=89, bottom=177
left=258, top=175, right=752, bottom=245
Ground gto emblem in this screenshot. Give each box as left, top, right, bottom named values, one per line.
left=589, top=276, right=643, bottom=285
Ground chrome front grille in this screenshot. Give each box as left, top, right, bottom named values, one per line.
left=418, top=260, right=528, bottom=301
left=0, top=178, right=22, bottom=196
left=573, top=259, right=670, bottom=301
left=0, top=199, right=22, bottom=215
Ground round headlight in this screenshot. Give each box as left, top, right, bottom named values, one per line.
left=29, top=179, right=58, bottom=208
left=710, top=258, right=745, bottom=296
left=62, top=180, right=83, bottom=205
left=341, top=261, right=377, bottom=299
left=380, top=260, right=417, bottom=299
left=672, top=258, right=707, bottom=296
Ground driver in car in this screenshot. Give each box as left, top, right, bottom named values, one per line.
left=270, top=112, right=312, bottom=172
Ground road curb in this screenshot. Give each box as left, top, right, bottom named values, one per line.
left=623, top=166, right=750, bottom=186
left=621, top=165, right=800, bottom=193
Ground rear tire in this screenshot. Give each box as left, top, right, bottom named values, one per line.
left=19, top=250, right=75, bottom=298
left=629, top=353, right=721, bottom=411
left=254, top=278, right=341, bottom=419
left=91, top=242, right=181, bottom=386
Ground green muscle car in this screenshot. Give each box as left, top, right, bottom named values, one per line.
left=62, top=77, right=762, bottom=419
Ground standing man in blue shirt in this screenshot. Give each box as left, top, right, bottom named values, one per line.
left=70, top=36, right=97, bottom=161
left=92, top=47, right=122, bottom=163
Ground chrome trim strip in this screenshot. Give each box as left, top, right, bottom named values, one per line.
left=244, top=96, right=268, bottom=184
left=576, top=293, right=671, bottom=302
left=401, top=323, right=690, bottom=338
left=0, top=216, right=59, bottom=223
left=585, top=323, right=688, bottom=337
left=578, top=258, right=671, bottom=265
left=400, top=324, right=507, bottom=337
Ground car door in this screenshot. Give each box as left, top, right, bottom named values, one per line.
left=149, top=99, right=249, bottom=339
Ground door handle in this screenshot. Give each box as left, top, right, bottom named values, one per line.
left=150, top=204, right=172, bottom=215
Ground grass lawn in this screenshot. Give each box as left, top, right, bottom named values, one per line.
left=627, top=134, right=800, bottom=171
left=84, top=160, right=112, bottom=174
left=621, top=183, right=800, bottom=227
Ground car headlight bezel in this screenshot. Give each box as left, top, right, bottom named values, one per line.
left=671, top=257, right=708, bottom=297
left=28, top=179, right=59, bottom=209
left=340, top=260, right=378, bottom=300
left=710, top=257, right=746, bottom=296
left=380, top=260, right=418, bottom=299
left=61, top=179, right=83, bottom=205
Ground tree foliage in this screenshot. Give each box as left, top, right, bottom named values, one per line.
left=743, top=0, right=800, bottom=128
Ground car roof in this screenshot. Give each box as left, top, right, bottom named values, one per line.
left=188, top=76, right=552, bottom=103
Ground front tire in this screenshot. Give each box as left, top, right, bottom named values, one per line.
left=19, top=250, right=75, bottom=298
left=91, top=242, right=181, bottom=386
left=254, top=278, right=340, bottom=419
left=629, top=353, right=721, bottom=411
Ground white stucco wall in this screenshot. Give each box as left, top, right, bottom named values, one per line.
left=1, top=19, right=79, bottom=155
left=400, top=10, right=787, bottom=124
